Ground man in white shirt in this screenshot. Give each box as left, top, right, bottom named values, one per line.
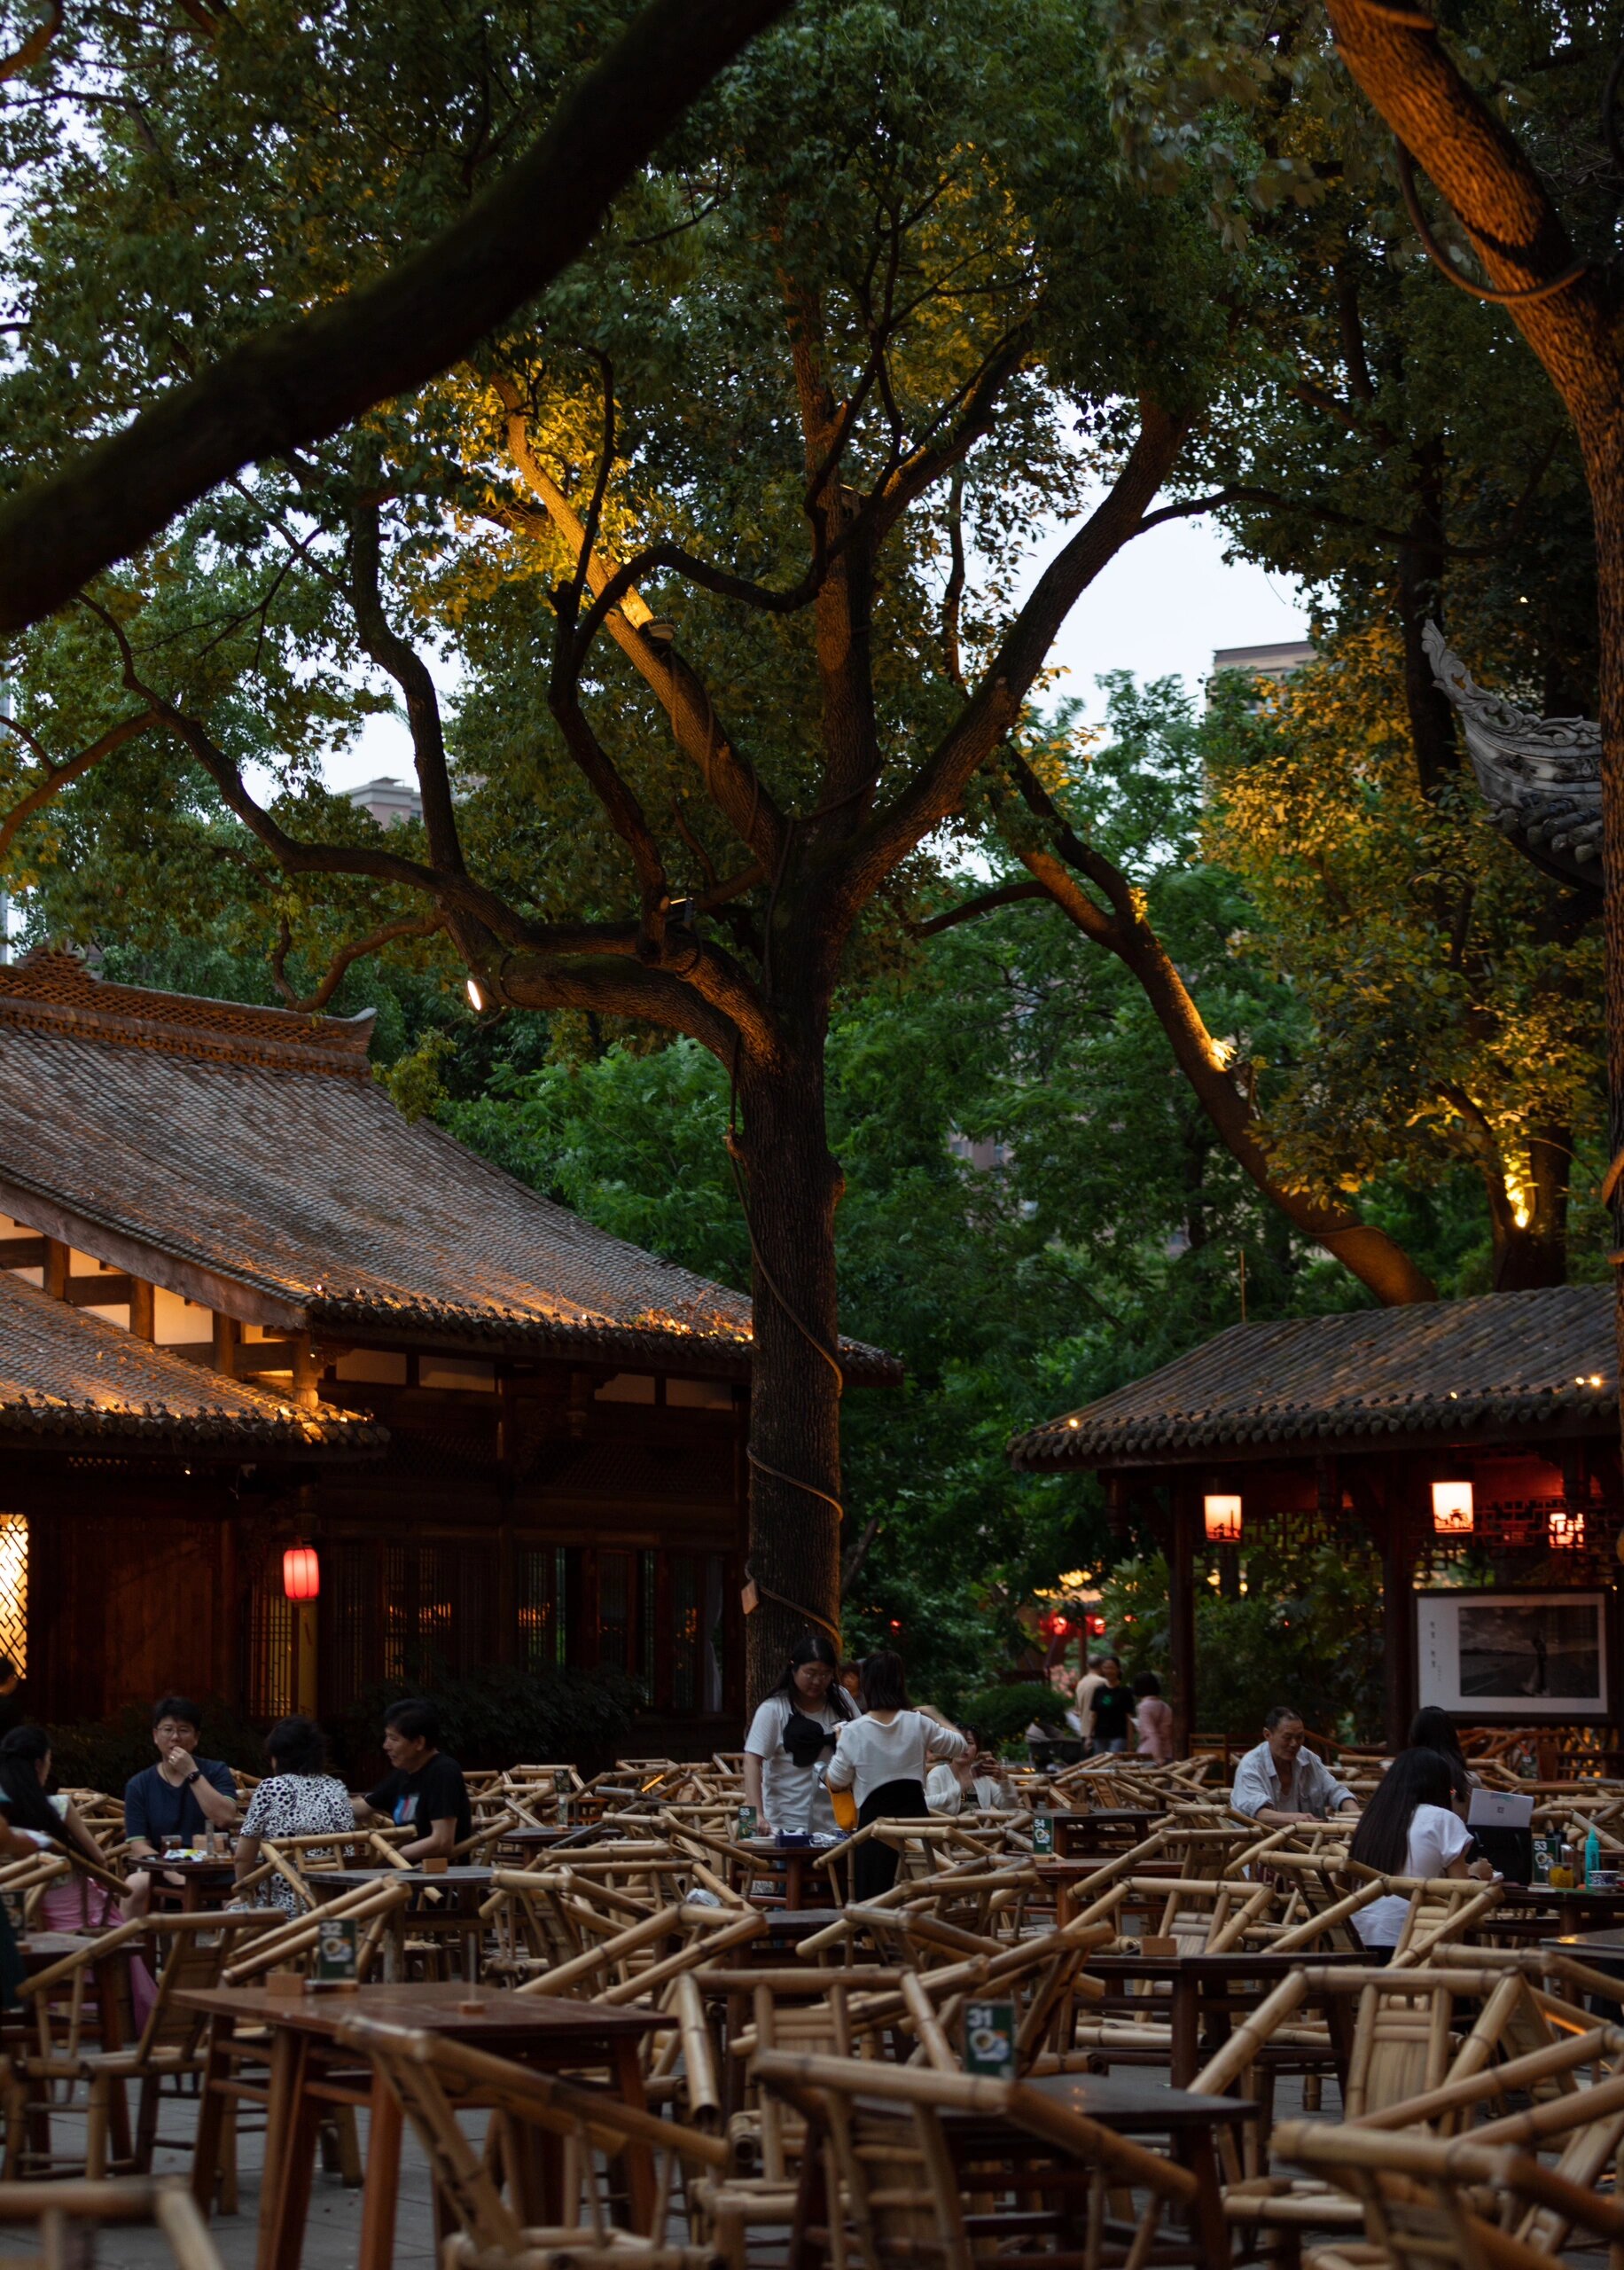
left=1230, top=1706, right=1357, bottom=1826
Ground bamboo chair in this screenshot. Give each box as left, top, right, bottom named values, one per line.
left=753, top=2047, right=1200, bottom=2270
left=1273, top=2118, right=1624, bottom=2270
left=343, top=2016, right=727, bottom=2268
left=0, top=2175, right=226, bottom=2270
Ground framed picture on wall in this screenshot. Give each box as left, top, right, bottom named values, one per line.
left=1416, top=1590, right=1611, bottom=1722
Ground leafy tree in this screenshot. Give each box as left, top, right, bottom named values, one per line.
left=0, top=0, right=1241, bottom=1683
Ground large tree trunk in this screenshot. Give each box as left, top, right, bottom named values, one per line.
left=1396, top=439, right=1459, bottom=797
left=734, top=1042, right=847, bottom=1707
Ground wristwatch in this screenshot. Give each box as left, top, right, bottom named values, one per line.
left=184, top=1769, right=202, bottom=1788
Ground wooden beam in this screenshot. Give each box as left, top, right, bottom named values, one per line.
left=62, top=1273, right=135, bottom=1308
left=0, top=1173, right=307, bottom=1330
left=0, top=1237, right=46, bottom=1267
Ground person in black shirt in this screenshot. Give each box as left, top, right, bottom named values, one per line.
left=1088, top=1656, right=1135, bottom=1755
left=353, top=1699, right=471, bottom=1862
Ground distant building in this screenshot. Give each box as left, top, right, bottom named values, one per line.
left=347, top=776, right=424, bottom=829
left=1210, top=640, right=1316, bottom=681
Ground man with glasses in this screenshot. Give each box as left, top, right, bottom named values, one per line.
left=121, top=1695, right=238, bottom=1912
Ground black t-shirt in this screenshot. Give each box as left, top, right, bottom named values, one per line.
left=365, top=1754, right=472, bottom=1847
left=1090, top=1685, right=1135, bottom=1744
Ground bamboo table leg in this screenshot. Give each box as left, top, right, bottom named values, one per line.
left=191, top=2013, right=232, bottom=2213
left=613, top=2038, right=656, bottom=2230
left=355, top=2067, right=404, bottom=2270
left=259, top=2031, right=321, bottom=2270
left=1168, top=1975, right=1200, bottom=2089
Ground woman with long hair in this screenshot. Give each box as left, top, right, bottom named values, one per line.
left=742, top=1632, right=861, bottom=1839
left=0, top=1726, right=116, bottom=1929
left=1348, top=1747, right=1494, bottom=1954
left=234, top=1716, right=355, bottom=1914
left=825, top=1650, right=964, bottom=1901
left=1406, top=1705, right=1475, bottom=1810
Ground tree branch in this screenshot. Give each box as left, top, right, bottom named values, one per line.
left=0, top=0, right=800, bottom=631
left=914, top=878, right=1050, bottom=935
left=0, top=0, right=61, bottom=82
left=269, top=910, right=446, bottom=1011
left=0, top=706, right=162, bottom=861
left=348, top=501, right=466, bottom=875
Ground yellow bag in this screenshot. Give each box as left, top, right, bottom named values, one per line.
left=829, top=1783, right=859, bottom=1834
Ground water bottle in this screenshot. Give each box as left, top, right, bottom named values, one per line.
left=1586, top=1824, right=1602, bottom=1888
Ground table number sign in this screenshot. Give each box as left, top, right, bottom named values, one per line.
left=963, top=2000, right=1016, bottom=2081
left=313, top=1915, right=359, bottom=1985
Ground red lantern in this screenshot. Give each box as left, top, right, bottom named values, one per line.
left=282, top=1545, right=320, bottom=1601
left=1085, top=1612, right=1107, bottom=1639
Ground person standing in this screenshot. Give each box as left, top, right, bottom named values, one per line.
left=1074, top=1654, right=1107, bottom=1748
left=1131, top=1672, right=1175, bottom=1763
left=1088, top=1657, right=1135, bottom=1755
left=743, top=1633, right=857, bottom=1837
left=353, top=1700, right=471, bottom=1863
left=825, top=1651, right=964, bottom=1901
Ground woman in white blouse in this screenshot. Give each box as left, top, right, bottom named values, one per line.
left=825, top=1651, right=964, bottom=1900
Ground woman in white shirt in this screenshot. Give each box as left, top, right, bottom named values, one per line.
left=925, top=1727, right=1012, bottom=1816
left=742, top=1633, right=858, bottom=1838
left=825, top=1651, right=964, bottom=1900
left=1347, top=1748, right=1495, bottom=1955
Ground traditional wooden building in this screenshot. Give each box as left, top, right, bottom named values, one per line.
left=0, top=952, right=898, bottom=1741
left=1010, top=1288, right=1620, bottom=1750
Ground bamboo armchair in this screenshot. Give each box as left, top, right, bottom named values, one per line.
left=342, top=2017, right=728, bottom=2270
left=0, top=2175, right=225, bottom=2270
left=753, top=2047, right=1202, bottom=2270
left=1272, top=2117, right=1624, bottom=2270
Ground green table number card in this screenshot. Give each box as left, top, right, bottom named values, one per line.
left=963, top=2000, right=1017, bottom=2081
left=315, top=1915, right=359, bottom=1984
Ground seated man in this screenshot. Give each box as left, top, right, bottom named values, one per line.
left=352, top=1698, right=471, bottom=1864
left=122, top=1694, right=239, bottom=1914
left=1231, top=1705, right=1358, bottom=1827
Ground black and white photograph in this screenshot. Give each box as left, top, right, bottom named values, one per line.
left=1417, top=1591, right=1610, bottom=1721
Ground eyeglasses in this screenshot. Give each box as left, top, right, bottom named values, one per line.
left=153, top=1724, right=196, bottom=1741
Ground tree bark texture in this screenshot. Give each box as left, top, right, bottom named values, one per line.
left=733, top=1047, right=847, bottom=1703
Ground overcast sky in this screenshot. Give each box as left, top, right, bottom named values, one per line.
left=325, top=498, right=1312, bottom=794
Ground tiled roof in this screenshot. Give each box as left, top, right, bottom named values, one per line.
left=1009, top=1287, right=1616, bottom=1468
left=0, top=956, right=901, bottom=1384
left=0, top=1267, right=380, bottom=1453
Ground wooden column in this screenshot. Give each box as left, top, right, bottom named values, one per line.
left=1168, top=1477, right=1197, bottom=1758
left=211, top=1312, right=238, bottom=1378
left=1381, top=1468, right=1417, bottom=1751
left=43, top=1237, right=66, bottom=1301
left=129, top=1277, right=154, bottom=1342
left=291, top=1333, right=318, bottom=1411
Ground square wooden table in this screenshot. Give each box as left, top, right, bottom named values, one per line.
left=311, top=1866, right=496, bottom=1977
left=1080, top=1949, right=1362, bottom=2089
left=736, top=1837, right=839, bottom=1911
left=147, top=1856, right=239, bottom=1913
left=180, top=1980, right=664, bottom=2270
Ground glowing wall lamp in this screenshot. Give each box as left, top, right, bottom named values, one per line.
left=1203, top=1493, right=1243, bottom=1544
left=282, top=1544, right=320, bottom=1601
left=1431, top=1481, right=1475, bottom=1538
left=1550, top=1506, right=1587, bottom=1552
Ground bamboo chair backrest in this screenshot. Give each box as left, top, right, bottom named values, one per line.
left=1386, top=1875, right=1504, bottom=1966
left=749, top=1979, right=863, bottom=2182
left=0, top=2177, right=228, bottom=2270
left=1343, top=1976, right=1459, bottom=2120
left=135, top=1916, right=272, bottom=2058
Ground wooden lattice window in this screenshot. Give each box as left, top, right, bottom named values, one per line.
left=0, top=1515, right=25, bottom=1677
left=519, top=1548, right=566, bottom=1673
left=246, top=1570, right=294, bottom=1720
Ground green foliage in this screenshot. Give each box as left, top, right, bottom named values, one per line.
left=958, top=1683, right=1069, bottom=1746
left=336, top=1666, right=642, bottom=1777
left=44, top=1702, right=268, bottom=1796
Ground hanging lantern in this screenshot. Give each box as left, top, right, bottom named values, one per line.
left=1550, top=1506, right=1587, bottom=1552
left=1038, top=1609, right=1073, bottom=1641
left=1203, top=1493, right=1243, bottom=1544
left=282, top=1544, right=320, bottom=1601
left=1431, top=1481, right=1474, bottom=1538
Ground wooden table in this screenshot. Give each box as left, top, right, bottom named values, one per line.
left=147, top=1856, right=238, bottom=1913
left=1081, top=1950, right=1362, bottom=2089
left=735, top=1837, right=839, bottom=1911
left=1050, top=1809, right=1161, bottom=1859
left=495, top=1828, right=573, bottom=1861
left=939, top=2070, right=1258, bottom=2266
left=181, top=1981, right=664, bottom=2270
left=1499, top=1882, right=1624, bottom=1937
left=313, top=1867, right=496, bottom=1977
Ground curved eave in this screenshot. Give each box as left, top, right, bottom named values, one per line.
left=1011, top=1384, right=1617, bottom=1472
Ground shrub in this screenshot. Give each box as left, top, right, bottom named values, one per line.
left=44, top=1701, right=266, bottom=1796
left=956, top=1682, right=1070, bottom=1749
left=335, top=1664, right=643, bottom=1778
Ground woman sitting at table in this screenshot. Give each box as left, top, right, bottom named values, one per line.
left=0, top=1726, right=116, bottom=1929
left=743, top=1632, right=860, bottom=1840
left=234, top=1715, right=355, bottom=1914
left=825, top=1651, right=964, bottom=1901
left=1347, top=1747, right=1495, bottom=1960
